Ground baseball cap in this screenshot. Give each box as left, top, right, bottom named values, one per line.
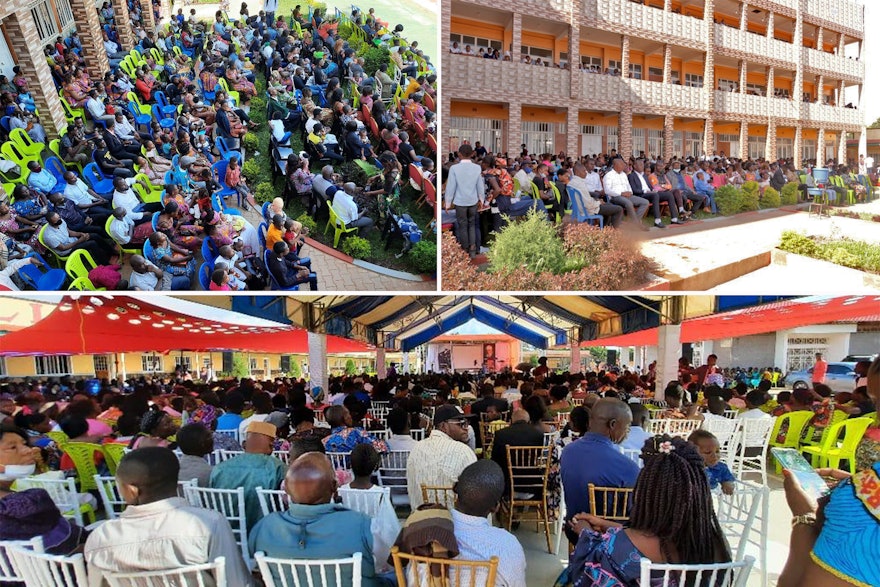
left=433, top=405, right=466, bottom=427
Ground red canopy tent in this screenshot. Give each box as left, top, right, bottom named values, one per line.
left=0, top=296, right=372, bottom=356
left=580, top=328, right=660, bottom=348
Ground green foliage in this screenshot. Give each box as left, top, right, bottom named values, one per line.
left=740, top=181, right=760, bottom=212
left=296, top=213, right=317, bottom=233
left=489, top=209, right=567, bottom=275
left=342, top=235, right=372, bottom=259
left=408, top=239, right=437, bottom=274
left=241, top=132, right=259, bottom=152
left=584, top=346, right=607, bottom=364
left=529, top=355, right=539, bottom=367
left=363, top=45, right=391, bottom=77
left=288, top=359, right=301, bottom=379
left=242, top=159, right=262, bottom=183
left=231, top=353, right=250, bottom=378
left=828, top=247, right=862, bottom=269
left=344, top=359, right=357, bottom=375
left=255, top=182, right=276, bottom=204
left=778, top=231, right=880, bottom=274
left=761, top=186, right=781, bottom=209
left=713, top=185, right=742, bottom=216
left=780, top=182, right=799, bottom=206
left=779, top=231, right=820, bottom=258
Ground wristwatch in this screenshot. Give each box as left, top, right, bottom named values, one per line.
left=791, top=513, right=817, bottom=528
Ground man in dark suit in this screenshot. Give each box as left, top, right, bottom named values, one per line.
left=627, top=159, right=680, bottom=229
left=102, top=119, right=142, bottom=161
left=769, top=163, right=786, bottom=191
left=491, top=409, right=544, bottom=493
left=267, top=241, right=318, bottom=290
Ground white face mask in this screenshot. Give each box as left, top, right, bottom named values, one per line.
left=0, top=463, right=36, bottom=480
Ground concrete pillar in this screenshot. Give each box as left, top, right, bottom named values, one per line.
left=774, top=330, right=789, bottom=371
left=766, top=66, right=775, bottom=100
left=568, top=24, right=580, bottom=100
left=376, top=346, right=386, bottom=379
left=110, top=0, right=136, bottom=51
left=664, top=0, right=671, bottom=11
left=739, top=121, right=749, bottom=160
left=5, top=11, right=67, bottom=138
left=567, top=106, right=579, bottom=158
left=837, top=80, right=845, bottom=107
left=511, top=13, right=522, bottom=62
left=307, top=331, right=328, bottom=396
left=817, top=127, right=826, bottom=163
left=740, top=3, right=748, bottom=30
left=663, top=114, right=674, bottom=161
left=140, top=0, right=157, bottom=34
left=838, top=33, right=846, bottom=56
left=655, top=325, right=681, bottom=402
left=69, top=0, right=110, bottom=79
left=507, top=100, right=522, bottom=155
left=571, top=341, right=582, bottom=374
left=816, top=26, right=824, bottom=51
left=704, top=119, right=715, bottom=159
left=621, top=35, right=630, bottom=78
left=703, top=0, right=716, bottom=116
left=738, top=60, right=747, bottom=94
left=619, top=101, right=633, bottom=158
left=816, top=74, right=824, bottom=104
left=402, top=351, right=410, bottom=374
left=766, top=12, right=774, bottom=39
left=794, top=124, right=802, bottom=167
left=663, top=44, right=672, bottom=84
left=766, top=120, right=776, bottom=161
left=838, top=133, right=847, bottom=166
left=794, top=1, right=804, bottom=121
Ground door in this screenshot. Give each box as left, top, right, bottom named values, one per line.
left=0, top=27, right=15, bottom=80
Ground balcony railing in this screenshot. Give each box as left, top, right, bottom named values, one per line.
left=803, top=102, right=864, bottom=127
left=445, top=55, right=571, bottom=98
left=713, top=25, right=796, bottom=64
left=585, top=0, right=707, bottom=42
left=804, top=48, right=864, bottom=80
left=625, top=78, right=706, bottom=111
left=714, top=91, right=768, bottom=117
left=805, top=0, right=864, bottom=34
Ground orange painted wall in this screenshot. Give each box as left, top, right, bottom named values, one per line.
left=777, top=127, right=796, bottom=139
left=748, top=125, right=767, bottom=136
left=802, top=129, right=819, bottom=140
left=715, top=65, right=739, bottom=81
left=450, top=101, right=508, bottom=118
left=714, top=122, right=740, bottom=134
left=521, top=31, right=555, bottom=51
left=578, top=112, right=620, bottom=126
left=523, top=106, right=566, bottom=122
left=450, top=17, right=505, bottom=43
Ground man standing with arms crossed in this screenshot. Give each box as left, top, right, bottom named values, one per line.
left=444, top=144, right=485, bottom=259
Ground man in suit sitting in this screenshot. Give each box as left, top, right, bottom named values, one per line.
left=627, top=159, right=681, bottom=229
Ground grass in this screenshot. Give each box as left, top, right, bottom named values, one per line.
left=778, top=230, right=880, bottom=275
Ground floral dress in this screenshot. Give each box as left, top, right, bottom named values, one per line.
left=558, top=527, right=650, bottom=587
left=0, top=212, right=42, bottom=251
left=377, top=169, right=401, bottom=220
left=150, top=243, right=195, bottom=277
left=157, top=213, right=202, bottom=251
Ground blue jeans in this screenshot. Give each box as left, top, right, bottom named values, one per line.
left=496, top=195, right=548, bottom=219
left=697, top=190, right=717, bottom=213
left=170, top=275, right=191, bottom=290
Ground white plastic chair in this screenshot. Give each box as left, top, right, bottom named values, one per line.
left=713, top=480, right=769, bottom=587
left=338, top=486, right=390, bottom=518
left=7, top=544, right=89, bottom=587
left=543, top=431, right=560, bottom=446
left=256, top=486, right=288, bottom=517
left=376, top=450, right=410, bottom=507
left=0, top=537, right=43, bottom=583
left=730, top=417, right=777, bottom=485
left=184, top=485, right=249, bottom=567
left=619, top=447, right=643, bottom=468
left=409, top=428, right=426, bottom=441
left=215, top=428, right=241, bottom=444
left=103, top=556, right=227, bottom=587
left=368, top=406, right=389, bottom=420
left=327, top=452, right=351, bottom=470
left=206, top=449, right=227, bottom=466
left=216, top=450, right=244, bottom=463
left=255, top=551, right=362, bottom=587
left=178, top=479, right=197, bottom=497
left=639, top=555, right=755, bottom=587
left=701, top=417, right=742, bottom=464
left=272, top=450, right=290, bottom=464
left=16, top=477, right=87, bottom=527
left=723, top=410, right=739, bottom=419
left=94, top=475, right=127, bottom=519
left=648, top=419, right=702, bottom=437
left=369, top=428, right=391, bottom=441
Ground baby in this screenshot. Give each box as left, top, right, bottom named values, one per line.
left=688, top=429, right=735, bottom=495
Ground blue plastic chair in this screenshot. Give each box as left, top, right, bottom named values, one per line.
left=142, top=238, right=154, bottom=262
left=198, top=78, right=216, bottom=103
left=258, top=221, right=268, bottom=250
left=216, top=137, right=242, bottom=163
left=0, top=116, right=10, bottom=133
left=201, top=237, right=218, bottom=267
left=43, top=156, right=69, bottom=193
left=211, top=160, right=241, bottom=206
left=127, top=102, right=152, bottom=130
left=212, top=192, right=241, bottom=216
left=566, top=186, right=604, bottom=228
left=154, top=91, right=178, bottom=118
left=152, top=104, right=175, bottom=129
left=83, top=163, right=114, bottom=195
left=17, top=252, right=67, bottom=290
left=261, top=201, right=271, bottom=222
left=264, top=249, right=299, bottom=291
left=197, top=262, right=211, bottom=290
left=151, top=212, right=160, bottom=231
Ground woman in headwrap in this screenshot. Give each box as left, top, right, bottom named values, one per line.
left=188, top=404, right=241, bottom=451
left=129, top=407, right=179, bottom=449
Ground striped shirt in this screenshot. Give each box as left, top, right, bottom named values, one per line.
left=406, top=430, right=477, bottom=509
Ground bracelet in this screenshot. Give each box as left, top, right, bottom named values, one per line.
left=791, top=513, right=817, bottom=528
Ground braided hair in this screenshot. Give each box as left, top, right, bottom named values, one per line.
left=630, top=434, right=730, bottom=584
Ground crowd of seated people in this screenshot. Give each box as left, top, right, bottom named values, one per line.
left=1, top=353, right=877, bottom=585
left=441, top=144, right=876, bottom=256
left=0, top=0, right=436, bottom=291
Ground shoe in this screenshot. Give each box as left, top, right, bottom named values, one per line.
left=654, top=221, right=666, bottom=229
left=671, top=218, right=683, bottom=224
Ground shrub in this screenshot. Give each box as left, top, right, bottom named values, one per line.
left=254, top=182, right=275, bottom=204
left=341, top=235, right=371, bottom=259
left=241, top=159, right=262, bottom=183
left=779, top=230, right=819, bottom=258
left=241, top=132, right=259, bottom=152
left=740, top=181, right=760, bottom=212
left=408, top=239, right=437, bottom=274
left=363, top=46, right=391, bottom=77
left=714, top=185, right=741, bottom=216
left=761, top=186, right=781, bottom=209
left=440, top=231, right=479, bottom=290
left=780, top=182, right=799, bottom=206
left=488, top=209, right=567, bottom=275
left=296, top=213, right=317, bottom=234
left=828, top=247, right=861, bottom=269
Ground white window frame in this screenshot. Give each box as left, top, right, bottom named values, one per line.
left=685, top=73, right=704, bottom=88
left=141, top=353, right=164, bottom=373
left=647, top=129, right=663, bottom=157
left=581, top=55, right=602, bottom=71
left=632, top=128, right=646, bottom=157
left=249, top=357, right=258, bottom=370
left=608, top=59, right=621, bottom=75
left=629, top=63, right=643, bottom=79
left=93, top=355, right=109, bottom=373
left=717, top=78, right=737, bottom=92
left=786, top=337, right=828, bottom=372
left=748, top=136, right=766, bottom=160
left=174, top=355, right=192, bottom=372
left=448, top=117, right=504, bottom=154
left=777, top=137, right=794, bottom=160
left=648, top=66, right=664, bottom=81
left=746, top=82, right=766, bottom=96
left=34, top=355, right=71, bottom=376
left=607, top=126, right=619, bottom=153
left=31, top=0, right=59, bottom=42
left=521, top=45, right=554, bottom=60
left=55, top=0, right=75, bottom=33
left=449, top=33, right=502, bottom=54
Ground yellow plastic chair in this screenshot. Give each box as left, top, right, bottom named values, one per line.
left=101, top=443, right=127, bottom=475
left=802, top=417, right=873, bottom=473
left=127, top=92, right=152, bottom=116
left=217, top=78, right=240, bottom=106
left=324, top=203, right=358, bottom=248
left=149, top=47, right=165, bottom=66
left=59, top=95, right=85, bottom=123
left=800, top=409, right=848, bottom=449
left=104, top=215, right=141, bottom=256
left=133, top=173, right=164, bottom=202
left=49, top=138, right=83, bottom=172
left=38, top=224, right=70, bottom=267
left=1, top=140, right=41, bottom=172
left=768, top=411, right=814, bottom=473
left=62, top=442, right=102, bottom=492
left=63, top=249, right=106, bottom=290
left=68, top=276, right=96, bottom=290
left=2, top=182, right=15, bottom=199
left=10, top=127, right=46, bottom=159
left=46, top=430, right=70, bottom=447
left=130, top=49, right=146, bottom=67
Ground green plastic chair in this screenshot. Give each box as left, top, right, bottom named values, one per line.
left=802, top=417, right=874, bottom=473
left=46, top=430, right=70, bottom=447
left=324, top=202, right=358, bottom=248
left=133, top=173, right=164, bottom=202
left=38, top=224, right=70, bottom=267
left=59, top=95, right=84, bottom=123
left=8, top=128, right=45, bottom=159
left=63, top=249, right=106, bottom=290
left=104, top=215, right=141, bottom=257
left=830, top=175, right=854, bottom=205
left=768, top=410, right=814, bottom=473
left=127, top=92, right=152, bottom=116
left=68, top=276, right=95, bottom=290
left=800, top=409, right=848, bottom=449
left=217, top=77, right=240, bottom=106
left=63, top=442, right=103, bottom=492
left=1, top=140, right=40, bottom=173
left=101, top=443, right=127, bottom=476
left=49, top=138, right=81, bottom=173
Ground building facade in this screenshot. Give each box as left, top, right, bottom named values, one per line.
left=442, top=0, right=866, bottom=164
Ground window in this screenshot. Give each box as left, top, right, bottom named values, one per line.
left=607, top=126, right=618, bottom=153
left=55, top=0, right=75, bottom=32
left=802, top=139, right=817, bottom=162
left=647, top=130, right=663, bottom=157
left=787, top=337, right=827, bottom=372
left=673, top=131, right=684, bottom=157
left=450, top=34, right=502, bottom=53
left=521, top=45, right=554, bottom=60
left=93, top=355, right=109, bottom=373
left=249, top=357, right=258, bottom=370
left=174, top=356, right=192, bottom=372
left=608, top=60, right=621, bottom=75
left=717, top=78, right=737, bottom=92
left=448, top=117, right=503, bottom=153
left=777, top=137, right=793, bottom=160
left=141, top=354, right=163, bottom=373
left=648, top=67, right=664, bottom=81
left=629, top=64, right=642, bottom=79
left=827, top=364, right=853, bottom=375
left=31, top=0, right=58, bottom=42
left=685, top=73, right=703, bottom=88
left=522, top=121, right=555, bottom=156
left=581, top=56, right=602, bottom=71
left=748, top=136, right=766, bottom=160
left=35, top=356, right=71, bottom=376
left=671, top=71, right=681, bottom=84
left=746, top=83, right=766, bottom=96
left=685, top=132, right=702, bottom=158
left=632, top=128, right=646, bottom=156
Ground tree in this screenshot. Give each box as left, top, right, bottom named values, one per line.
left=231, top=353, right=250, bottom=379
left=870, top=117, right=880, bottom=130
left=584, top=346, right=607, bottom=365
left=288, top=359, right=301, bottom=379
left=344, top=359, right=357, bottom=375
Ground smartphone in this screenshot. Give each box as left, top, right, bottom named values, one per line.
left=771, top=447, right=830, bottom=501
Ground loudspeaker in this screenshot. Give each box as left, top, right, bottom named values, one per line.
left=222, top=352, right=233, bottom=373
left=606, top=349, right=618, bottom=366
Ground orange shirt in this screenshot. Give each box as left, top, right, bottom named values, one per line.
left=266, top=224, right=284, bottom=251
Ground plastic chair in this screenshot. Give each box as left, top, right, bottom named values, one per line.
left=15, top=476, right=95, bottom=526
left=58, top=96, right=84, bottom=124
left=263, top=249, right=301, bottom=291
left=324, top=202, right=358, bottom=248
left=337, top=486, right=390, bottom=519
left=1, top=141, right=40, bottom=171
left=639, top=556, right=755, bottom=587
left=37, top=224, right=70, bottom=266
left=49, top=138, right=82, bottom=172
left=202, top=237, right=219, bottom=267
left=0, top=537, right=43, bottom=583
left=217, top=78, right=240, bottom=106
left=142, top=237, right=155, bottom=263
left=152, top=104, right=176, bottom=129
left=216, top=137, right=242, bottom=162
left=101, top=443, right=126, bottom=475
left=62, top=442, right=102, bottom=492
left=7, top=544, right=89, bottom=587
left=566, top=186, right=604, bottom=228
left=701, top=417, right=743, bottom=465
left=768, top=411, right=814, bottom=472
left=391, top=547, right=495, bottom=587
left=17, top=252, right=67, bottom=290
left=211, top=159, right=240, bottom=205
left=63, top=248, right=106, bottom=290
left=183, top=485, right=249, bottom=567
left=93, top=474, right=127, bottom=519
left=800, top=409, right=848, bottom=449
left=127, top=101, right=152, bottom=130
left=375, top=450, right=410, bottom=507
left=713, top=480, right=768, bottom=586
left=256, top=487, right=288, bottom=517
left=802, top=417, right=873, bottom=473
left=104, top=215, right=141, bottom=257
left=729, top=417, right=777, bottom=486
left=154, top=91, right=178, bottom=119
left=8, top=128, right=45, bottom=159
left=197, top=261, right=212, bottom=290
left=83, top=163, right=114, bottom=195
left=133, top=173, right=164, bottom=202
left=256, top=552, right=361, bottom=587
left=127, top=92, right=152, bottom=116
left=105, top=557, right=228, bottom=586
left=42, top=156, right=68, bottom=193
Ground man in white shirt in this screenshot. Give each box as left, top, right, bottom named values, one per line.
left=568, top=161, right=624, bottom=227
left=602, top=157, right=649, bottom=226
left=108, top=206, right=147, bottom=246
left=444, top=144, right=485, bottom=259
left=330, top=183, right=373, bottom=236
left=386, top=408, right=419, bottom=452
left=406, top=405, right=477, bottom=509
left=264, top=0, right=278, bottom=23
left=85, top=447, right=253, bottom=586
left=512, top=162, right=534, bottom=196
left=450, top=460, right=527, bottom=587
left=62, top=171, right=112, bottom=221
left=85, top=89, right=114, bottom=126
left=113, top=111, right=144, bottom=142
left=305, top=109, right=323, bottom=135
left=43, top=211, right=111, bottom=264
left=0, top=256, right=43, bottom=291
left=112, top=176, right=162, bottom=215
left=128, top=254, right=189, bottom=290
left=737, top=390, right=771, bottom=419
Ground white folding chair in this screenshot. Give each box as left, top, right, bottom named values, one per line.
left=723, top=410, right=739, bottom=419
left=0, top=537, right=43, bottom=583
left=94, top=475, right=127, bottom=519
left=369, top=429, right=391, bottom=442
left=543, top=431, right=560, bottom=446
left=16, top=477, right=87, bottom=527
left=103, top=557, right=227, bottom=587
left=184, top=486, right=249, bottom=568
left=619, top=447, right=643, bottom=468
left=662, top=419, right=703, bottom=438
left=256, top=486, right=288, bottom=517
left=327, top=452, right=351, bottom=470
left=368, top=406, right=389, bottom=420
left=7, top=544, right=89, bottom=587
left=178, top=479, right=197, bottom=497
left=216, top=450, right=244, bottom=463
left=376, top=450, right=410, bottom=507
left=409, top=428, right=426, bottom=441
left=215, top=428, right=241, bottom=444
left=701, top=417, right=742, bottom=464
left=713, top=480, right=769, bottom=587
left=730, top=417, right=777, bottom=486
left=254, top=551, right=362, bottom=587
left=337, top=486, right=390, bottom=518
left=639, top=555, right=754, bottom=587
left=272, top=450, right=290, bottom=464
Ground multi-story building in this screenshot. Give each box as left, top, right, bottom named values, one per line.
left=442, top=0, right=866, bottom=164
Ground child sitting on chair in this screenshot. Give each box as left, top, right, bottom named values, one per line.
left=688, top=429, right=735, bottom=495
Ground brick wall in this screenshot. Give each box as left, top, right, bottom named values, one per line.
left=110, top=0, right=135, bottom=50
left=69, top=0, right=110, bottom=79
